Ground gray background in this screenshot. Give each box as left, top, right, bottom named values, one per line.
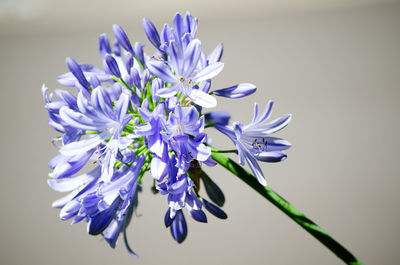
left=1, top=0, right=399, bottom=264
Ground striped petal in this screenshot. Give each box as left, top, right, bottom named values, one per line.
left=213, top=83, right=256, bottom=99
left=193, top=62, right=224, bottom=83
left=207, top=43, right=223, bottom=64
left=146, top=60, right=176, bottom=83
left=189, top=89, right=216, bottom=108
left=183, top=39, right=202, bottom=77
left=253, top=151, right=287, bottom=163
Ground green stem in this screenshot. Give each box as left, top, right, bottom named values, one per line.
left=210, top=148, right=237, bottom=154
left=133, top=55, right=145, bottom=71
left=111, top=76, right=135, bottom=94
left=211, top=151, right=363, bottom=265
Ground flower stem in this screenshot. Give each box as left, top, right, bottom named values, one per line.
left=210, top=148, right=237, bottom=154
left=211, top=151, right=364, bottom=265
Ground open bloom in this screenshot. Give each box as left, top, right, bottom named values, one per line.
left=59, top=87, right=133, bottom=181
left=215, top=101, right=291, bottom=186
left=147, top=39, right=222, bottom=108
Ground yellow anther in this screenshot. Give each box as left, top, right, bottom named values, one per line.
left=180, top=77, right=184, bottom=82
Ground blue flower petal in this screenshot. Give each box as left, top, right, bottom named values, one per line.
left=87, top=198, right=121, bottom=235
left=201, top=171, right=225, bottom=207
left=105, top=54, right=121, bottom=78
left=183, top=39, right=202, bottom=77
left=98, top=33, right=111, bottom=58
left=112, top=24, right=134, bottom=54
left=170, top=210, right=187, bottom=243
left=188, top=208, right=207, bottom=223
left=253, top=151, right=287, bottom=162
left=213, top=83, right=256, bottom=99
left=104, top=219, right=123, bottom=248
left=203, top=199, right=227, bottom=219
left=146, top=60, right=176, bottom=84
left=189, top=89, right=216, bottom=108
left=193, top=62, right=224, bottom=83
left=205, top=111, right=230, bottom=126
left=65, top=57, right=91, bottom=90
left=143, top=18, right=161, bottom=49
left=164, top=208, right=175, bottom=228
left=207, top=43, right=223, bottom=64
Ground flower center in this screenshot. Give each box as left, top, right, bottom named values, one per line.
left=251, top=138, right=268, bottom=152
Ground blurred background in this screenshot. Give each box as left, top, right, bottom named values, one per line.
left=1, top=0, right=399, bottom=264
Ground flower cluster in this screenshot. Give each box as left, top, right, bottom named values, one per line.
left=42, top=12, right=291, bottom=256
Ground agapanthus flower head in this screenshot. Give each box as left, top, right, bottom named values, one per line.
left=42, top=12, right=290, bottom=257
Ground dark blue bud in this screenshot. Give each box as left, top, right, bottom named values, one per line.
left=213, top=83, right=256, bottom=99
left=203, top=199, right=228, bottom=219
left=65, top=57, right=90, bottom=89
left=205, top=111, right=231, bottom=126
left=98, top=33, right=111, bottom=58
left=164, top=208, right=175, bottom=228
left=188, top=208, right=207, bottom=223
left=170, top=210, right=187, bottom=243
left=142, top=18, right=161, bottom=49
left=105, top=54, right=121, bottom=78
left=201, top=171, right=225, bottom=207
left=87, top=198, right=121, bottom=235
left=112, top=24, right=134, bottom=54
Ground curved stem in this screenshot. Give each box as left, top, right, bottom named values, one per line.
left=211, top=151, right=363, bottom=265
left=210, top=148, right=237, bottom=154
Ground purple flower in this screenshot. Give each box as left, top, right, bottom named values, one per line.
left=159, top=12, right=198, bottom=52
left=42, top=84, right=85, bottom=144
left=134, top=101, right=166, bottom=155
left=216, top=101, right=291, bottom=186
left=56, top=155, right=145, bottom=248
left=163, top=104, right=204, bottom=138
left=59, top=87, right=133, bottom=181
left=157, top=154, right=207, bottom=223
left=168, top=134, right=211, bottom=176
left=147, top=39, right=222, bottom=108
left=57, top=59, right=110, bottom=90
